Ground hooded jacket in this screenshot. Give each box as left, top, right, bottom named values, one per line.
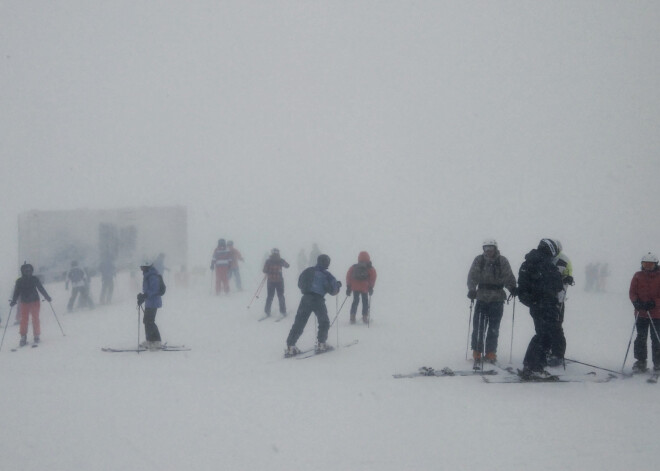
left=467, top=250, right=516, bottom=303
left=346, top=251, right=377, bottom=293
left=142, top=266, right=163, bottom=309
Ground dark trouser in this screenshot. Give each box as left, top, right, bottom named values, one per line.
left=350, top=292, right=370, bottom=316
left=524, top=303, right=562, bottom=372
left=143, top=307, right=161, bottom=342
left=68, top=287, right=84, bottom=311
left=286, top=294, right=329, bottom=346
left=100, top=278, right=114, bottom=304
left=471, top=301, right=504, bottom=355
left=265, top=281, right=286, bottom=315
left=634, top=316, right=660, bottom=365
left=548, top=302, right=566, bottom=359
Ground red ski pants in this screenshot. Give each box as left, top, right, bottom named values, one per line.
left=20, top=301, right=41, bottom=337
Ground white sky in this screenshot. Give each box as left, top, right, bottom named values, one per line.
left=2, top=1, right=660, bottom=292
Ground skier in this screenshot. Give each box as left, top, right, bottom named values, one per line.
left=517, top=239, right=564, bottom=379
left=66, top=261, right=92, bottom=311
left=99, top=256, right=116, bottom=305
left=286, top=254, right=342, bottom=356
left=547, top=239, right=575, bottom=366
left=210, top=239, right=231, bottom=295
left=137, top=261, right=163, bottom=351
left=263, top=248, right=290, bottom=318
left=628, top=252, right=660, bottom=373
left=346, top=251, right=378, bottom=324
left=467, top=239, right=517, bottom=366
left=9, top=262, right=52, bottom=347
left=297, top=249, right=307, bottom=275
left=227, top=241, right=244, bottom=291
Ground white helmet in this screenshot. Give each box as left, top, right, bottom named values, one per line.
left=641, top=252, right=659, bottom=264
left=482, top=238, right=498, bottom=249
left=553, top=239, right=563, bottom=253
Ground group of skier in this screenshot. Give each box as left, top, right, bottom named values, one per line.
left=468, top=237, right=660, bottom=379
left=210, top=239, right=244, bottom=294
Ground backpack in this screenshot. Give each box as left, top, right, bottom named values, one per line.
left=298, top=267, right=315, bottom=293
left=352, top=262, right=370, bottom=281
left=153, top=273, right=166, bottom=296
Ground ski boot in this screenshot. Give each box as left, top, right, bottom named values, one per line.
left=547, top=356, right=563, bottom=367
left=148, top=341, right=162, bottom=351
left=632, top=360, right=648, bottom=374
left=350, top=313, right=356, bottom=324
left=472, top=350, right=482, bottom=370
left=284, top=345, right=300, bottom=358
left=485, top=352, right=497, bottom=364
left=362, top=315, right=369, bottom=324
left=33, top=335, right=40, bottom=344
left=316, top=342, right=329, bottom=353
left=19, top=335, right=27, bottom=347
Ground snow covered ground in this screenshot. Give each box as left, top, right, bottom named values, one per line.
left=2, top=267, right=658, bottom=471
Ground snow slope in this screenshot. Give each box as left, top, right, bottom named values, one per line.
left=2, top=268, right=658, bottom=471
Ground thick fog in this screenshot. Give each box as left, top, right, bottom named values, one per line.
left=2, top=2, right=659, bottom=296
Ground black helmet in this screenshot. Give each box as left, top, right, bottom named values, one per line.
left=317, top=254, right=331, bottom=269
left=538, top=239, right=559, bottom=257
left=218, top=238, right=226, bottom=248
left=21, top=262, right=34, bottom=276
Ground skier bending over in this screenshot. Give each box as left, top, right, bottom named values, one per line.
left=285, top=254, right=341, bottom=356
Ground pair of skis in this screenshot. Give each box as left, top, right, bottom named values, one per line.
left=284, top=339, right=359, bottom=359
left=101, top=343, right=190, bottom=353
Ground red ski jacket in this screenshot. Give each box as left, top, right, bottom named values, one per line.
left=629, top=269, right=660, bottom=319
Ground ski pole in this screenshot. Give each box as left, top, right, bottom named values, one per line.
left=137, top=305, right=143, bottom=354
left=465, top=300, right=474, bottom=361
left=509, top=297, right=516, bottom=364
left=621, top=310, right=640, bottom=373
left=47, top=301, right=66, bottom=336
left=329, top=295, right=350, bottom=329
left=646, top=310, right=660, bottom=365
left=247, top=275, right=267, bottom=309
left=565, top=357, right=630, bottom=377
left=367, top=293, right=372, bottom=328
left=0, top=305, right=14, bottom=352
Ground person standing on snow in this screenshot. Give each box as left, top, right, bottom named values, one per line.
left=66, top=261, right=92, bottom=312
left=10, top=262, right=52, bottom=347
left=628, top=252, right=660, bottom=373
left=517, top=239, right=564, bottom=379
left=137, top=261, right=163, bottom=351
left=227, top=241, right=244, bottom=291
left=346, top=251, right=377, bottom=324
left=285, top=254, right=342, bottom=356
left=467, top=239, right=517, bottom=366
left=210, top=239, right=232, bottom=295
left=99, top=256, right=116, bottom=305
left=263, top=248, right=290, bottom=318
left=546, top=239, right=575, bottom=366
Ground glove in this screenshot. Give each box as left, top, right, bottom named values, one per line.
left=346, top=288, right=352, bottom=297
left=509, top=287, right=518, bottom=297
left=336, top=281, right=342, bottom=289
left=467, top=290, right=477, bottom=300
left=564, top=276, right=575, bottom=286
left=45, top=296, right=52, bottom=303
left=9, top=300, right=16, bottom=307
left=645, top=300, right=656, bottom=311
left=633, top=299, right=644, bottom=310
left=137, top=293, right=146, bottom=306
left=368, top=287, right=374, bottom=296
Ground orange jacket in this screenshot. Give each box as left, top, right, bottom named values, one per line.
left=346, top=251, right=377, bottom=293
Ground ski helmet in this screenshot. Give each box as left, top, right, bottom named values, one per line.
left=553, top=240, right=563, bottom=253
left=641, top=252, right=659, bottom=264
left=538, top=239, right=559, bottom=257
left=20, top=262, right=34, bottom=276
left=271, top=248, right=280, bottom=255
left=317, top=254, right=331, bottom=269
left=227, top=240, right=234, bottom=247
left=482, top=238, right=498, bottom=249
left=218, top=238, right=226, bottom=248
